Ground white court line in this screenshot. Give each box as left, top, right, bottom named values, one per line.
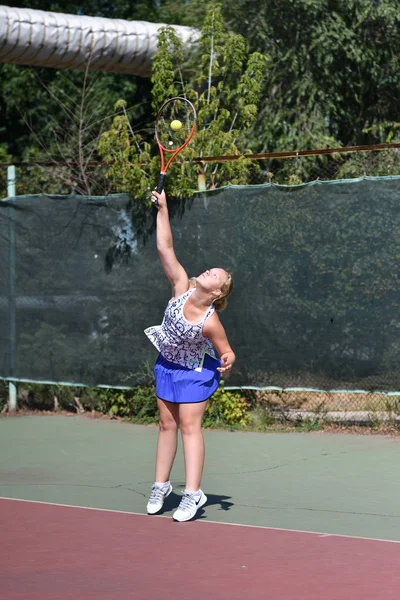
left=1, top=495, right=400, bottom=546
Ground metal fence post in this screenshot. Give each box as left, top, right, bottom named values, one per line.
left=7, top=166, right=17, bottom=413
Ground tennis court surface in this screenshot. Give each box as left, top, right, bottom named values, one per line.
left=1, top=415, right=400, bottom=599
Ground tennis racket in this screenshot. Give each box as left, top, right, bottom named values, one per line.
left=153, top=96, right=197, bottom=202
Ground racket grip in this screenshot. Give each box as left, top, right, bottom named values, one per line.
left=155, top=173, right=166, bottom=194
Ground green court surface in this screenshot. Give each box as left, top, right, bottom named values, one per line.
left=1, top=415, right=400, bottom=541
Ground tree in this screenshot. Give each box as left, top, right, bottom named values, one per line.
left=3, top=1, right=400, bottom=192
left=0, top=0, right=161, bottom=193
left=98, top=3, right=267, bottom=198
left=221, top=0, right=400, bottom=149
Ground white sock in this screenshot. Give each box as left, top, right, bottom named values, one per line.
left=185, top=489, right=201, bottom=497
left=155, top=480, right=170, bottom=490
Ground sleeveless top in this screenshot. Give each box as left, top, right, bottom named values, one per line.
left=144, top=289, right=217, bottom=370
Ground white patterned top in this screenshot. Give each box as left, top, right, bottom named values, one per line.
left=144, top=289, right=217, bottom=370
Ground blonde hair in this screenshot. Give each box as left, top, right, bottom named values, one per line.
left=213, top=272, right=233, bottom=311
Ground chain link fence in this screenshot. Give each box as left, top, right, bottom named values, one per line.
left=195, top=144, right=400, bottom=187
left=2, top=143, right=400, bottom=196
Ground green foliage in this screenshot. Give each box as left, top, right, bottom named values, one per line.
left=220, top=0, right=400, bottom=183
left=336, top=149, right=400, bottom=180
left=6, top=377, right=251, bottom=429
left=223, top=0, right=400, bottom=142
left=99, top=3, right=267, bottom=198
left=3, top=1, right=400, bottom=192
left=3, top=1, right=157, bottom=20
left=1, top=55, right=147, bottom=196
left=98, top=99, right=153, bottom=202
left=4, top=378, right=251, bottom=429
left=87, top=379, right=250, bottom=428
left=85, top=385, right=159, bottom=423
left=203, top=380, right=249, bottom=428
left=151, top=26, right=184, bottom=109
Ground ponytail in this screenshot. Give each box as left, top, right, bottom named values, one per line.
left=214, top=273, right=233, bottom=311
left=214, top=296, right=228, bottom=311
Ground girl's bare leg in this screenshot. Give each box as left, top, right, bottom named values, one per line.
left=154, top=398, right=179, bottom=482
left=179, top=401, right=208, bottom=491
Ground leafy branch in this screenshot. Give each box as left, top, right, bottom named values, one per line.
left=98, top=3, right=267, bottom=200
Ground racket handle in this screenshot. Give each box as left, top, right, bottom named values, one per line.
left=155, top=173, right=166, bottom=194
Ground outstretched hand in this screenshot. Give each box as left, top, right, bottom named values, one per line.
left=217, top=352, right=235, bottom=375
left=152, top=189, right=167, bottom=209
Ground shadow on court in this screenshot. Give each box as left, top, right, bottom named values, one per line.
left=162, top=491, right=234, bottom=516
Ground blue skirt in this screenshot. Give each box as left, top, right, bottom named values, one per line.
left=154, top=353, right=221, bottom=404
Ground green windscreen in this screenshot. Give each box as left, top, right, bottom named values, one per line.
left=1, top=177, right=400, bottom=390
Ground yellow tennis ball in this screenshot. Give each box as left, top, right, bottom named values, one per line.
left=170, top=119, right=183, bottom=131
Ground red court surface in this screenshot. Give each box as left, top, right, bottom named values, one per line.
left=1, top=497, right=400, bottom=599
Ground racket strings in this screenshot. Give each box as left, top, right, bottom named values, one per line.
left=156, top=99, right=195, bottom=151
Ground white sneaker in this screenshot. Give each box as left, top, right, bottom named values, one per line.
left=146, top=483, right=173, bottom=515
left=172, top=490, right=207, bottom=522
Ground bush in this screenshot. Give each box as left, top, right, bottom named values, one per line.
left=82, top=385, right=159, bottom=424
left=4, top=379, right=251, bottom=430
left=83, top=380, right=250, bottom=428
left=84, top=381, right=250, bottom=429
left=203, top=380, right=249, bottom=429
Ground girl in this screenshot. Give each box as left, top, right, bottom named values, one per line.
left=144, top=189, right=235, bottom=522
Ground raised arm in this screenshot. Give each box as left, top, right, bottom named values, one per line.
left=152, top=190, right=189, bottom=298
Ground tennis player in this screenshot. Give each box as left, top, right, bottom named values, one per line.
left=144, top=189, right=235, bottom=522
